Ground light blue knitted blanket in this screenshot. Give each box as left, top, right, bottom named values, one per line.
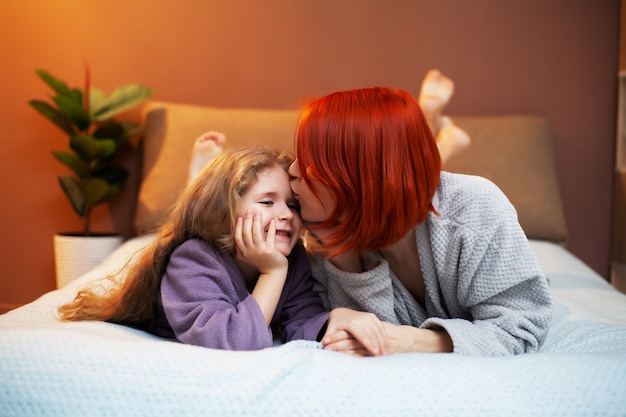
left=1, top=236, right=625, bottom=417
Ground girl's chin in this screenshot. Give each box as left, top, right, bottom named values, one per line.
left=275, top=243, right=295, bottom=257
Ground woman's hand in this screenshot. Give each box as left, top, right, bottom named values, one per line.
left=323, top=316, right=454, bottom=356
left=322, top=308, right=388, bottom=356
left=382, top=322, right=453, bottom=354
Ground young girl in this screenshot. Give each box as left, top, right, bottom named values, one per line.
left=59, top=145, right=387, bottom=352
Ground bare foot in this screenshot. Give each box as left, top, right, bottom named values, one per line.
left=188, top=131, right=226, bottom=183
left=419, top=69, right=454, bottom=136
left=436, top=117, right=471, bottom=164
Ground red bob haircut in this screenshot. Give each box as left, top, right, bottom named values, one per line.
left=295, top=87, right=441, bottom=256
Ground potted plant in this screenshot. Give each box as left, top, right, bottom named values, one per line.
left=29, top=67, right=152, bottom=287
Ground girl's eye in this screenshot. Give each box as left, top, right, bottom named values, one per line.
left=259, top=200, right=273, bottom=206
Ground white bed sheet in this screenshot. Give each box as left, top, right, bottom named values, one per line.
left=1, top=236, right=625, bottom=417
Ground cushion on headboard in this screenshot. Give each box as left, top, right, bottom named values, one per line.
left=134, top=101, right=299, bottom=234
left=134, top=101, right=567, bottom=243
left=446, top=116, right=567, bottom=243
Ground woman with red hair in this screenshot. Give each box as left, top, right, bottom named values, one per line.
left=289, top=86, right=552, bottom=356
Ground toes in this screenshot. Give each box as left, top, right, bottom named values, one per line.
left=419, top=69, right=454, bottom=104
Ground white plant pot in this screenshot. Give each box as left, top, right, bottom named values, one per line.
left=53, top=234, right=124, bottom=289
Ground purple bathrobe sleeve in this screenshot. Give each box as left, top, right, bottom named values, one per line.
left=160, top=239, right=328, bottom=351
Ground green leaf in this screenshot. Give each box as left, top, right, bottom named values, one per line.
left=58, top=175, right=85, bottom=217
left=52, top=94, right=91, bottom=131
left=70, top=135, right=116, bottom=160
left=89, top=88, right=108, bottom=115
left=35, top=70, right=83, bottom=103
left=52, top=151, right=90, bottom=179
left=35, top=69, right=73, bottom=97
left=92, top=84, right=152, bottom=120
left=33, top=69, right=150, bottom=224
left=82, top=177, right=119, bottom=206
left=93, top=165, right=129, bottom=187
left=93, top=121, right=141, bottom=148
left=28, top=100, right=76, bottom=136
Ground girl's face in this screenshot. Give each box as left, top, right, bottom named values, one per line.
left=236, top=166, right=302, bottom=257
left=288, top=161, right=336, bottom=225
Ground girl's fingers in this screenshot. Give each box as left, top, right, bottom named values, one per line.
left=251, top=210, right=263, bottom=245
left=265, top=219, right=276, bottom=247
left=323, top=330, right=370, bottom=351
left=235, top=210, right=255, bottom=252
left=239, top=210, right=277, bottom=252
left=242, top=209, right=255, bottom=246
left=323, top=332, right=374, bottom=356
left=234, top=216, right=245, bottom=248
left=322, top=329, right=350, bottom=345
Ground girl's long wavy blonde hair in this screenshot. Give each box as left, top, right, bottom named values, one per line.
left=58, top=146, right=294, bottom=329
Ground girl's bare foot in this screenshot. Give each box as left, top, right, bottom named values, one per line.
left=188, top=131, right=226, bottom=183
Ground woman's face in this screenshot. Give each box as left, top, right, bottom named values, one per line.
left=288, top=161, right=336, bottom=225
left=236, top=166, right=302, bottom=257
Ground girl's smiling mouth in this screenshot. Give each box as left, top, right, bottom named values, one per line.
left=275, top=229, right=292, bottom=239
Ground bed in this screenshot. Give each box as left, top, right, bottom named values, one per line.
left=2, top=101, right=626, bottom=417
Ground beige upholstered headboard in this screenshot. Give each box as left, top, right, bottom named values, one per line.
left=134, top=101, right=567, bottom=243
left=446, top=116, right=567, bottom=243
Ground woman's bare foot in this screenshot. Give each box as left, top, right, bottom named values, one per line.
left=419, top=69, right=454, bottom=136
left=436, top=117, right=471, bottom=164
left=188, top=131, right=226, bottom=183
left=418, top=70, right=471, bottom=163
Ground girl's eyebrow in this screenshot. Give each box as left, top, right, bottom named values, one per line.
left=249, top=190, right=286, bottom=200
left=250, top=190, right=297, bottom=202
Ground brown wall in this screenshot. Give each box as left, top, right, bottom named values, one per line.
left=611, top=0, right=626, bottom=293
left=0, top=0, right=620, bottom=311
left=619, top=0, right=626, bottom=71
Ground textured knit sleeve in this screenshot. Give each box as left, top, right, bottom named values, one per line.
left=278, top=244, right=329, bottom=343
left=161, top=239, right=273, bottom=351
left=421, top=174, right=553, bottom=355
left=310, top=250, right=407, bottom=324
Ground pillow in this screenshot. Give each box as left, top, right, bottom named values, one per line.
left=135, top=101, right=567, bottom=243
left=444, top=116, right=567, bottom=243
left=134, top=101, right=299, bottom=234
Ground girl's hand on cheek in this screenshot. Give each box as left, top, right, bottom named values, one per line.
left=235, top=210, right=288, bottom=274
left=237, top=210, right=289, bottom=326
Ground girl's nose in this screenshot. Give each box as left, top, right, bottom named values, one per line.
left=277, top=203, right=294, bottom=220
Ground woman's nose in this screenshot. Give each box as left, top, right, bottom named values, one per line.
left=288, top=161, right=300, bottom=178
